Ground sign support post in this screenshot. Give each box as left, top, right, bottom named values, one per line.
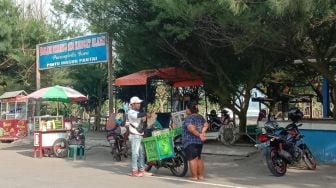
left=36, top=45, right=41, bottom=116
left=108, top=36, right=114, bottom=115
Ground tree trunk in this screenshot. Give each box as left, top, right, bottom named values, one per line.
left=94, top=105, right=101, bottom=131
left=238, top=112, right=247, bottom=133
left=94, top=79, right=104, bottom=130
left=223, top=87, right=252, bottom=134
left=238, top=95, right=250, bottom=133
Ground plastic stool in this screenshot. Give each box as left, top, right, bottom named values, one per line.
left=67, top=145, right=85, bottom=160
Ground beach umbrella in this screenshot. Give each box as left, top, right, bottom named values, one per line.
left=26, top=85, right=87, bottom=103
left=26, top=85, right=87, bottom=115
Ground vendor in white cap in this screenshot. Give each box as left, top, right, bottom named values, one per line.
left=128, top=96, right=152, bottom=177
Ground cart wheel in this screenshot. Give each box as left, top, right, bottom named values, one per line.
left=219, top=125, right=239, bottom=145
left=53, top=138, right=68, bottom=158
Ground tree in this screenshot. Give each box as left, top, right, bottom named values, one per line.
left=53, top=0, right=291, bottom=132
left=147, top=0, right=292, bottom=131
left=278, top=0, right=336, bottom=118
left=55, top=0, right=336, bottom=131
left=0, top=0, right=22, bottom=91
left=68, top=64, right=108, bottom=115
left=233, top=0, right=336, bottom=118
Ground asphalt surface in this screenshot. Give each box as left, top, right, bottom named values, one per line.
left=0, top=132, right=335, bottom=188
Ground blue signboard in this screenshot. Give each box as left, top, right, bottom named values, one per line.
left=38, top=33, right=108, bottom=70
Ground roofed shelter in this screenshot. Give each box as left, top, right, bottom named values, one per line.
left=115, top=67, right=203, bottom=87
left=0, top=90, right=27, bottom=102
left=115, top=67, right=204, bottom=112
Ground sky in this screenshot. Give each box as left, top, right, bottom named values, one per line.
left=16, top=0, right=52, bottom=16
left=15, top=0, right=88, bottom=33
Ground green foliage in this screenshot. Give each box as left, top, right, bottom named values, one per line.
left=54, top=0, right=291, bottom=128
left=1, top=0, right=335, bottom=123
left=0, top=1, right=18, bottom=62
left=68, top=64, right=108, bottom=114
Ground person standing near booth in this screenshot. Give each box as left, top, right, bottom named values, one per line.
left=182, top=101, right=209, bottom=181
left=128, top=96, right=152, bottom=177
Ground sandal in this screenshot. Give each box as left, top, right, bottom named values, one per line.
left=198, top=176, right=205, bottom=180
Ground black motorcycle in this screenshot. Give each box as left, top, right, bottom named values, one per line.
left=68, top=126, right=85, bottom=145
left=256, top=108, right=316, bottom=177
left=145, top=135, right=188, bottom=177
left=106, top=129, right=128, bottom=161
left=208, top=115, right=222, bottom=132
left=208, top=110, right=231, bottom=132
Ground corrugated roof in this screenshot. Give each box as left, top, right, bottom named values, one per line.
left=0, top=90, right=27, bottom=99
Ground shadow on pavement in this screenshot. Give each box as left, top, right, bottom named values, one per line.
left=1, top=132, right=336, bottom=188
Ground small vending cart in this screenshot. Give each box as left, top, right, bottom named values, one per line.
left=26, top=85, right=88, bottom=158
left=0, top=90, right=29, bottom=142
left=33, top=115, right=71, bottom=158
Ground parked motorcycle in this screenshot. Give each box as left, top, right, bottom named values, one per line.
left=207, top=109, right=239, bottom=145
left=145, top=135, right=188, bottom=177
left=68, top=126, right=85, bottom=145
left=106, top=127, right=128, bottom=161
left=256, top=108, right=316, bottom=177
left=208, top=110, right=223, bottom=131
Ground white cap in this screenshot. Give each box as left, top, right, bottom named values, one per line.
left=130, top=96, right=143, bottom=104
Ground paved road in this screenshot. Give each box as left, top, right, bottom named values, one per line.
left=0, top=135, right=335, bottom=188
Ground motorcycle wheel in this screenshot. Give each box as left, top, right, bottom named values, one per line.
left=123, top=151, right=128, bottom=158
left=112, top=144, right=121, bottom=161
left=169, top=151, right=188, bottom=177
left=114, top=154, right=121, bottom=161
left=52, top=138, right=68, bottom=158
left=145, top=162, right=155, bottom=172
left=122, top=142, right=128, bottom=158
left=265, top=147, right=287, bottom=177
left=302, top=147, right=317, bottom=170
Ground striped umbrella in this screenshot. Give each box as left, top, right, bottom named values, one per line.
left=26, top=85, right=87, bottom=103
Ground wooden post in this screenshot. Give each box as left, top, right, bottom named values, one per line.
left=108, top=35, right=114, bottom=115
left=36, top=45, right=41, bottom=116
left=170, top=85, right=173, bottom=112
left=204, top=87, right=208, bottom=116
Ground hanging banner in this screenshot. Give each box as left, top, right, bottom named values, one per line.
left=38, top=33, right=108, bottom=70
